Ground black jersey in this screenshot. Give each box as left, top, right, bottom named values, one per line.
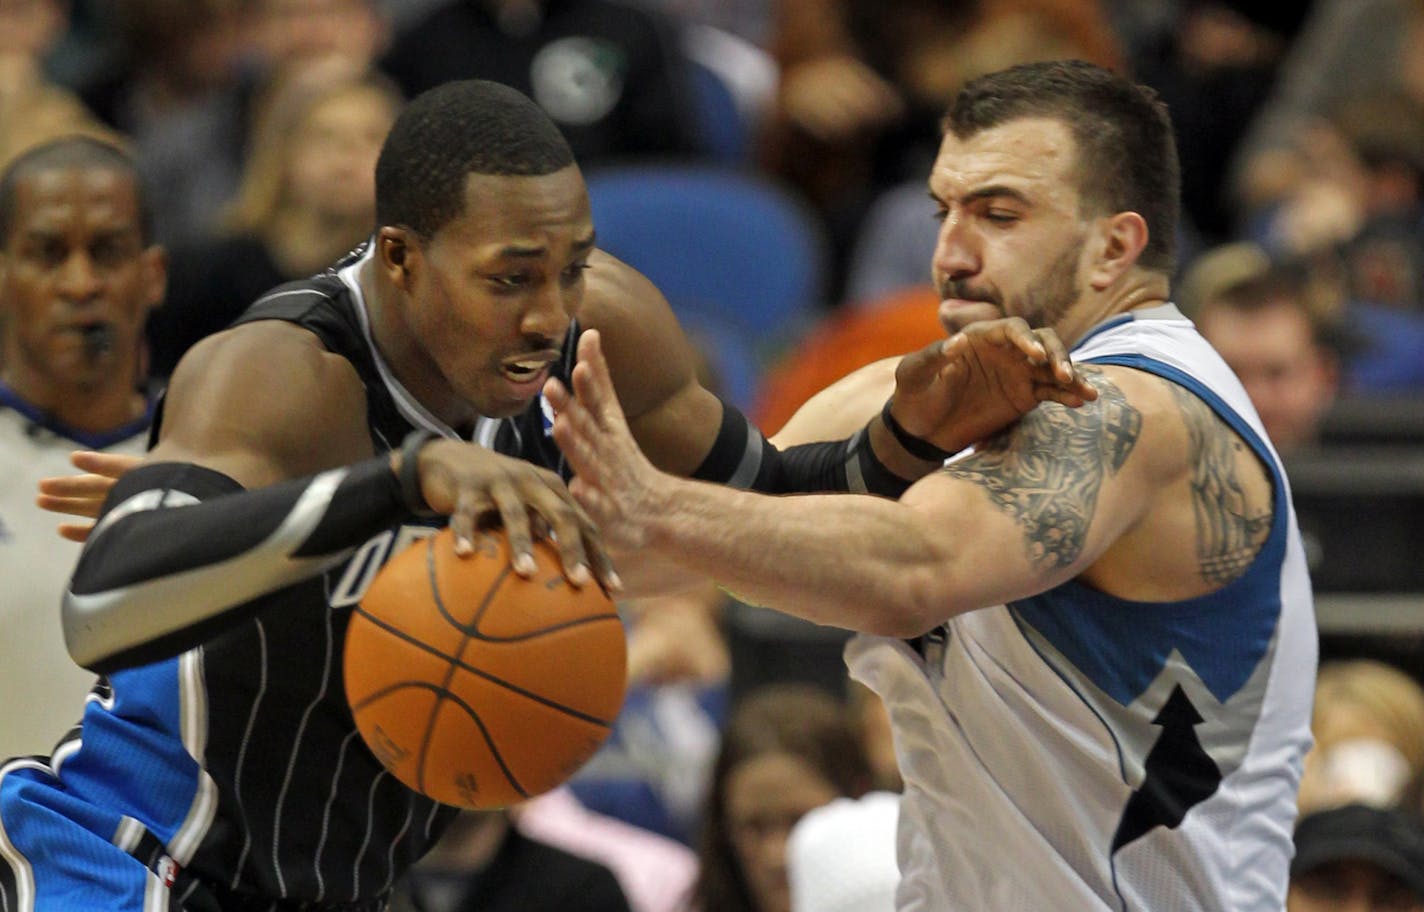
left=45, top=244, right=581, bottom=907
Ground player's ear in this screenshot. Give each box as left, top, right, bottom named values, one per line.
left=1086, top=211, right=1148, bottom=291
left=377, top=226, right=419, bottom=291
left=142, top=244, right=168, bottom=313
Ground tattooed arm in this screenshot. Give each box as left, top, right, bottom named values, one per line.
left=553, top=342, right=1271, bottom=635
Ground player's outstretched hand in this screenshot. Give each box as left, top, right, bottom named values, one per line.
left=889, top=317, right=1098, bottom=455
left=409, top=439, right=614, bottom=591
left=544, top=330, right=665, bottom=569
left=37, top=450, right=140, bottom=542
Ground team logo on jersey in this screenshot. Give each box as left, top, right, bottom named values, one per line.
left=1111, top=684, right=1223, bottom=853
left=540, top=392, right=556, bottom=437
left=329, top=523, right=439, bottom=607
left=155, top=854, right=180, bottom=888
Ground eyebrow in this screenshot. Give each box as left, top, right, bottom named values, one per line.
left=496, top=232, right=598, bottom=260
left=22, top=226, right=138, bottom=243
left=928, top=185, right=1032, bottom=207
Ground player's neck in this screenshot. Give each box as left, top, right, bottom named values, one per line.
left=359, top=262, right=479, bottom=431
left=1056, top=272, right=1170, bottom=348
left=1, top=359, right=147, bottom=434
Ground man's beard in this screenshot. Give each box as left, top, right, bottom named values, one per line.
left=1017, top=243, right=1081, bottom=329
left=939, top=241, right=1082, bottom=329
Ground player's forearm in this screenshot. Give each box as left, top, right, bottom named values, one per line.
left=64, top=457, right=416, bottom=674
left=640, top=478, right=956, bottom=637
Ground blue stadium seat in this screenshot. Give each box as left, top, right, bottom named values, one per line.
left=584, top=165, right=828, bottom=363
left=688, top=59, right=751, bottom=166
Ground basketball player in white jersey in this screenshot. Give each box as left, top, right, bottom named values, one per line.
left=548, top=60, right=1318, bottom=911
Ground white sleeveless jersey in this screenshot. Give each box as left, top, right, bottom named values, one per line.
left=848, top=304, right=1317, bottom=912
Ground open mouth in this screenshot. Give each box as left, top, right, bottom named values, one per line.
left=500, top=352, right=558, bottom=385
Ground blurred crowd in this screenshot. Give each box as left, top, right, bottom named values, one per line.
left=3, top=1, right=1424, bottom=910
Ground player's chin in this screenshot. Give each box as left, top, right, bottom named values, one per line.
left=477, top=367, right=552, bottom=416
left=938, top=299, right=1002, bottom=333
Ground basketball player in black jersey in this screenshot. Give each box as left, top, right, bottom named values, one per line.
left=2, top=80, right=1092, bottom=910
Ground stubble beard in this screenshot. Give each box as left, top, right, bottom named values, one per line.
left=1013, top=242, right=1082, bottom=330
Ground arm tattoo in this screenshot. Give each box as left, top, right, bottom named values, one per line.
left=942, top=368, right=1140, bottom=569
left=1167, top=384, right=1272, bottom=585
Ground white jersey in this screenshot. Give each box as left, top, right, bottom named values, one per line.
left=0, top=386, right=150, bottom=757
left=848, top=304, right=1317, bottom=912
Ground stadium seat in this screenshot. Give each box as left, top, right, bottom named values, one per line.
left=584, top=164, right=828, bottom=363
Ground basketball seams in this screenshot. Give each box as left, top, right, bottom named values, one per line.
left=417, top=536, right=471, bottom=798
left=457, top=613, right=623, bottom=643
left=424, top=687, right=530, bottom=800
left=346, top=528, right=627, bottom=809
left=347, top=612, right=623, bottom=727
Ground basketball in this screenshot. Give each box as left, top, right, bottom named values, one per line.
left=344, top=527, right=627, bottom=809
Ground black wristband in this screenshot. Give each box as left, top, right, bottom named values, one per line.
left=398, top=429, right=440, bottom=517
left=849, top=429, right=912, bottom=498
left=880, top=399, right=954, bottom=462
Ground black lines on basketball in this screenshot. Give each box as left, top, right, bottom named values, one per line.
left=345, top=528, right=627, bottom=809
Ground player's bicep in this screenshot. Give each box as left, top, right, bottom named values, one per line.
left=583, top=252, right=723, bottom=474
left=903, top=366, right=1154, bottom=609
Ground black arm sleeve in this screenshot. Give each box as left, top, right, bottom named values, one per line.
left=64, top=457, right=413, bottom=674
left=690, top=401, right=913, bottom=497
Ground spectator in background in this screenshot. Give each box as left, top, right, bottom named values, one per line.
left=1288, top=804, right=1424, bottom=912
left=378, top=0, right=704, bottom=166
left=758, top=0, right=1121, bottom=301
left=567, top=582, right=731, bottom=846
left=0, top=0, right=122, bottom=169
left=392, top=809, right=633, bottom=912
left=1298, top=660, right=1424, bottom=817
left=76, top=0, right=247, bottom=142
left=97, top=0, right=392, bottom=242
left=1130, top=1, right=1306, bottom=249
left=1181, top=243, right=1348, bottom=454
left=146, top=66, right=402, bottom=377
left=692, top=684, right=873, bottom=912
left=1230, top=0, right=1424, bottom=223
left=1236, top=89, right=1424, bottom=291
left=249, top=0, right=390, bottom=79
left=0, top=137, right=163, bottom=756
left=515, top=784, right=700, bottom=912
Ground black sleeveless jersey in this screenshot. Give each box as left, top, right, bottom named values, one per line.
left=133, top=244, right=581, bottom=904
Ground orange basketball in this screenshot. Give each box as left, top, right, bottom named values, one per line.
left=344, top=527, right=626, bottom=809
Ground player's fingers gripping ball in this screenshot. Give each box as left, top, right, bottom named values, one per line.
left=345, top=527, right=627, bottom=809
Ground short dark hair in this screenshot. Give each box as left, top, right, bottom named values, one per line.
left=0, top=136, right=153, bottom=245
left=375, top=79, right=577, bottom=238
left=944, top=59, right=1180, bottom=274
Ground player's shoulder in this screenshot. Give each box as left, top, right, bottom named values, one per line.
left=579, top=249, right=680, bottom=340
left=1077, top=363, right=1208, bottom=481
left=159, top=320, right=369, bottom=467
left=176, top=319, right=354, bottom=391
left=978, top=363, right=1175, bottom=479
